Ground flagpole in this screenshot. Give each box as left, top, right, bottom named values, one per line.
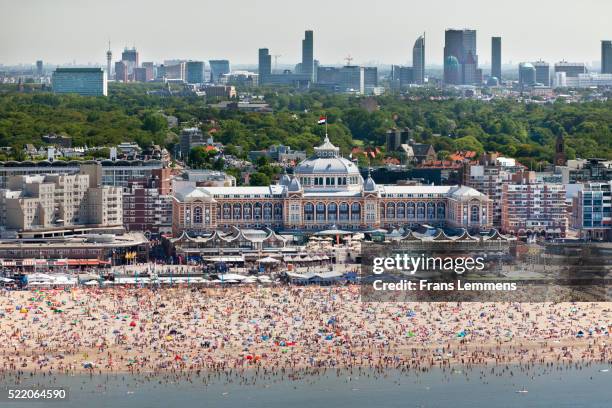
left=325, top=113, right=328, bottom=137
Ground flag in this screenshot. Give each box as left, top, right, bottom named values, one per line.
left=318, top=116, right=327, bottom=125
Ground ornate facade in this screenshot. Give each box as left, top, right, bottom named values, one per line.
left=172, top=137, right=492, bottom=235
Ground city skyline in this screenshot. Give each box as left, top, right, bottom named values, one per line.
left=0, top=0, right=610, bottom=67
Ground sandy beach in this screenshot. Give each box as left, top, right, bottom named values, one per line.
left=1, top=287, right=611, bottom=375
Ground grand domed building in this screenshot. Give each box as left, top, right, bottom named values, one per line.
left=172, top=137, right=492, bottom=235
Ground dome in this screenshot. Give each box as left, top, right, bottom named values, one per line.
left=487, top=76, right=499, bottom=86
left=445, top=56, right=460, bottom=67
left=363, top=173, right=377, bottom=192
left=288, top=177, right=302, bottom=192
left=279, top=172, right=291, bottom=186
left=294, top=156, right=360, bottom=176
left=520, top=62, right=535, bottom=69
left=294, top=136, right=360, bottom=177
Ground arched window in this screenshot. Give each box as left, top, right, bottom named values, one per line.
left=304, top=202, right=314, bottom=221
left=386, top=202, right=395, bottom=219
left=328, top=202, right=338, bottom=222
left=216, top=206, right=221, bottom=219
left=193, top=207, right=202, bottom=224
left=263, top=203, right=272, bottom=220
left=436, top=202, right=446, bottom=219
left=471, top=205, right=480, bottom=223
left=407, top=202, right=415, bottom=219
left=316, top=202, right=326, bottom=221
left=380, top=203, right=385, bottom=219
left=274, top=203, right=283, bottom=220
left=254, top=202, right=262, bottom=220
left=233, top=203, right=242, bottom=219
left=243, top=203, right=252, bottom=220
left=223, top=203, right=231, bottom=219
left=339, top=202, right=349, bottom=221
left=351, top=202, right=361, bottom=221
left=397, top=202, right=405, bottom=218
left=427, top=202, right=435, bottom=219
left=417, top=202, right=425, bottom=219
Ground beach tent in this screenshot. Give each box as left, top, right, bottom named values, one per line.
left=257, top=256, right=280, bottom=264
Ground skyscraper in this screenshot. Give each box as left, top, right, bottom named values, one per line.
left=444, top=29, right=479, bottom=85
left=115, top=61, right=128, bottom=83
left=121, top=47, right=139, bottom=75
left=491, top=37, right=501, bottom=81
left=602, top=40, right=612, bottom=74
left=412, top=34, right=425, bottom=84
left=518, top=63, right=536, bottom=88
left=36, top=60, right=43, bottom=76
left=302, top=30, right=314, bottom=82
left=209, top=60, right=230, bottom=83
left=534, top=60, right=550, bottom=86
left=258, top=48, right=272, bottom=83
left=186, top=61, right=205, bottom=84
left=52, top=68, right=107, bottom=96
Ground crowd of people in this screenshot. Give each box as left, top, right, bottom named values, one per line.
left=1, top=286, right=610, bottom=376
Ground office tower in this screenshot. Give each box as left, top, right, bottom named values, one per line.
left=115, top=61, right=128, bottom=82
left=258, top=48, right=272, bottom=83
left=412, top=34, right=425, bottom=84
left=133, top=67, right=147, bottom=82
left=121, top=47, right=139, bottom=75
left=444, top=29, right=478, bottom=85
left=209, top=60, right=230, bottom=83
left=391, top=65, right=414, bottom=88
left=554, top=61, right=587, bottom=77
left=36, top=60, right=43, bottom=76
left=491, top=37, right=501, bottom=80
left=106, top=42, right=112, bottom=78
left=602, top=40, right=612, bottom=74
left=364, top=67, right=378, bottom=94
left=533, top=60, right=550, bottom=86
left=186, top=61, right=205, bottom=84
left=302, top=30, right=314, bottom=82
left=51, top=68, right=107, bottom=96
left=141, top=62, right=155, bottom=81
left=339, top=65, right=364, bottom=94
left=518, top=63, right=536, bottom=88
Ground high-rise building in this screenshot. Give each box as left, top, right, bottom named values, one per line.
left=390, top=65, right=414, bottom=89
left=501, top=171, right=567, bottom=238
left=180, top=127, right=206, bottom=159
left=141, top=62, right=155, bottom=81
left=121, top=47, right=139, bottom=73
left=364, top=67, right=378, bottom=94
left=115, top=61, right=128, bottom=83
left=412, top=34, right=425, bottom=84
left=602, top=40, right=612, bottom=74
left=209, top=60, right=230, bottom=83
left=258, top=48, right=272, bottom=83
left=36, top=60, right=43, bottom=76
left=572, top=181, right=612, bottom=241
left=491, top=37, right=501, bottom=81
left=554, top=61, right=587, bottom=77
left=444, top=29, right=479, bottom=85
left=302, top=30, right=314, bottom=82
left=52, top=68, right=107, bottom=96
left=339, top=66, right=364, bottom=94
left=532, top=60, right=550, bottom=86
left=186, top=61, right=205, bottom=84
left=518, top=62, right=536, bottom=88
left=133, top=67, right=148, bottom=82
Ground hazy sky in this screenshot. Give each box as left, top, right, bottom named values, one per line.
left=1, top=0, right=610, bottom=67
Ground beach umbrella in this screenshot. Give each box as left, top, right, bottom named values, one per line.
left=129, top=321, right=136, bottom=327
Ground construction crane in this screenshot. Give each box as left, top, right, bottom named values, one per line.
left=273, top=55, right=282, bottom=72
left=345, top=55, right=353, bottom=66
